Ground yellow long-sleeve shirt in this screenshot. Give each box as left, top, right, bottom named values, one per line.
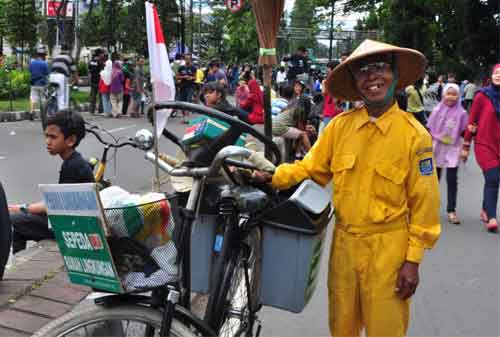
left=272, top=103, right=441, bottom=263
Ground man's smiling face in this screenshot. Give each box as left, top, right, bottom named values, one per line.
left=351, top=54, right=395, bottom=104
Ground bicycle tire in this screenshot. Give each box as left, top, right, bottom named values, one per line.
left=32, top=304, right=197, bottom=337
left=213, top=227, right=262, bottom=337
left=41, top=97, right=58, bottom=130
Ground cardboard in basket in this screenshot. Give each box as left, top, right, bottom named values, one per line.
left=182, top=116, right=246, bottom=147
left=39, top=183, right=125, bottom=293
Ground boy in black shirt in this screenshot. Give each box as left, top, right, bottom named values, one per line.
left=6, top=112, right=94, bottom=255
left=176, top=53, right=197, bottom=123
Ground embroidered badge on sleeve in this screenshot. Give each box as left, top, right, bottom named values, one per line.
left=419, top=158, right=434, bottom=176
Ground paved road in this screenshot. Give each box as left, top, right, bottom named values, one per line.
left=1, top=114, right=499, bottom=337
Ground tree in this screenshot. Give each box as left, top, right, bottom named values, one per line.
left=3, top=0, right=40, bottom=65
left=0, top=0, right=7, bottom=54
left=288, top=0, right=320, bottom=53
left=351, top=0, right=500, bottom=80
left=205, top=4, right=259, bottom=63
left=79, top=0, right=178, bottom=56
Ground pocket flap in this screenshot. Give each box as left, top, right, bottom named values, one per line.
left=375, top=161, right=406, bottom=184
left=332, top=154, right=356, bottom=172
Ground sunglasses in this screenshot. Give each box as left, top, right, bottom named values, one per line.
left=353, top=62, right=391, bottom=79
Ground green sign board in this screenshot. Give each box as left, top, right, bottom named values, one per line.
left=40, top=183, right=124, bottom=293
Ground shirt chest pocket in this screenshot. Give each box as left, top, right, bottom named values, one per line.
left=332, top=154, right=356, bottom=193
left=373, top=160, right=407, bottom=207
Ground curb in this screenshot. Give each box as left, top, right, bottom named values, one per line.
left=0, top=103, right=90, bottom=123
left=0, top=241, right=65, bottom=310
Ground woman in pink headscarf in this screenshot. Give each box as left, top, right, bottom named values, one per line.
left=239, top=79, right=264, bottom=124
left=461, top=64, right=500, bottom=232
left=427, top=83, right=468, bottom=224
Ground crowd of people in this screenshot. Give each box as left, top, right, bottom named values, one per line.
left=89, top=49, right=147, bottom=118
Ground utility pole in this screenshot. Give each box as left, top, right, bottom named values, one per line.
left=189, top=0, right=193, bottom=52
left=328, top=0, right=335, bottom=62
left=180, top=0, right=185, bottom=54
left=198, top=0, right=202, bottom=56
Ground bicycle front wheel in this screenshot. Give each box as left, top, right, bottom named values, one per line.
left=214, top=227, right=262, bottom=337
left=33, top=304, right=197, bottom=337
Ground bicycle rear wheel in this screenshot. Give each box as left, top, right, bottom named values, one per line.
left=213, top=227, right=262, bottom=337
left=33, top=304, right=197, bottom=337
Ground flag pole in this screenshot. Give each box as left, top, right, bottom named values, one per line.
left=152, top=90, right=161, bottom=193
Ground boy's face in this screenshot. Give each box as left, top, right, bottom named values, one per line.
left=204, top=89, right=221, bottom=106
left=45, top=125, right=75, bottom=156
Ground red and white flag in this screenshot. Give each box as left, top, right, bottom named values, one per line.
left=145, top=1, right=176, bottom=136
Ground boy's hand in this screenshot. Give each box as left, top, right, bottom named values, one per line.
left=8, top=204, right=21, bottom=213
left=251, top=170, right=273, bottom=184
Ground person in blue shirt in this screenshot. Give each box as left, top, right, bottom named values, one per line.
left=28, top=47, right=50, bottom=120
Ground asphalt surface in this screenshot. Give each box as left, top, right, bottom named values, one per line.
left=1, top=114, right=499, bottom=337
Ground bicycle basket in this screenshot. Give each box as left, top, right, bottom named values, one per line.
left=103, top=197, right=178, bottom=292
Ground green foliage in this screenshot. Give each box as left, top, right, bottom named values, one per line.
left=79, top=0, right=179, bottom=56
left=288, top=0, right=321, bottom=53
left=2, top=0, right=41, bottom=59
left=206, top=7, right=259, bottom=64
left=0, top=68, right=30, bottom=99
left=352, top=0, right=500, bottom=80
left=77, top=62, right=88, bottom=77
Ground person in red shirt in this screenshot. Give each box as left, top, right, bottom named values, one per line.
left=239, top=79, right=264, bottom=124
left=322, top=61, right=343, bottom=127
left=461, top=63, right=500, bottom=232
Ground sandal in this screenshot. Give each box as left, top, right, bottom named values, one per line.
left=480, top=209, right=488, bottom=223
left=486, top=219, right=499, bottom=233
left=447, top=212, right=461, bottom=225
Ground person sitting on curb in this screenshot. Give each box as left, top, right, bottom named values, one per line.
left=5, top=112, right=94, bottom=257
left=203, top=81, right=250, bottom=123
left=253, top=39, right=441, bottom=337
left=272, top=86, right=312, bottom=160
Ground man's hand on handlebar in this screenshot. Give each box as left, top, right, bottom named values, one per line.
left=251, top=170, right=273, bottom=184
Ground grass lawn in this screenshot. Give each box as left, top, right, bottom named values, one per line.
left=0, top=98, right=29, bottom=112
left=0, top=90, right=90, bottom=112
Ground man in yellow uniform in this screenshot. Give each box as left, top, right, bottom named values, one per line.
left=255, top=40, right=441, bottom=336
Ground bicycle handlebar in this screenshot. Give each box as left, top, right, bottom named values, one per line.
left=145, top=145, right=254, bottom=178
left=86, top=126, right=138, bottom=149
left=153, top=101, right=282, bottom=165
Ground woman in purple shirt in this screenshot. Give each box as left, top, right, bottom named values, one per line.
left=110, top=61, right=125, bottom=118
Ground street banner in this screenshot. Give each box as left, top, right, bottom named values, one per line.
left=226, top=0, right=244, bottom=13
left=39, top=183, right=124, bottom=293
left=46, top=0, right=73, bottom=18
left=145, top=1, right=176, bottom=137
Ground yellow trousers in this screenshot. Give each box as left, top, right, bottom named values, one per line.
left=328, top=227, right=410, bottom=337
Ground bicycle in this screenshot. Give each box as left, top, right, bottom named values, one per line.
left=84, top=122, right=153, bottom=189
left=40, top=83, right=77, bottom=131
left=34, top=102, right=331, bottom=337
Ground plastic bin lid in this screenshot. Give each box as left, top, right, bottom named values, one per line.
left=289, top=179, right=330, bottom=215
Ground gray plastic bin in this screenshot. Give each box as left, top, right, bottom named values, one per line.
left=259, top=179, right=332, bottom=313
left=190, top=214, right=217, bottom=294
left=260, top=226, right=327, bottom=313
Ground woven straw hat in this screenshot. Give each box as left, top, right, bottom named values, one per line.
left=325, top=39, right=427, bottom=101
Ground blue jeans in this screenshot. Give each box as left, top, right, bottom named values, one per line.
left=101, top=93, right=112, bottom=114
left=179, top=86, right=194, bottom=103
left=482, top=167, right=500, bottom=219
